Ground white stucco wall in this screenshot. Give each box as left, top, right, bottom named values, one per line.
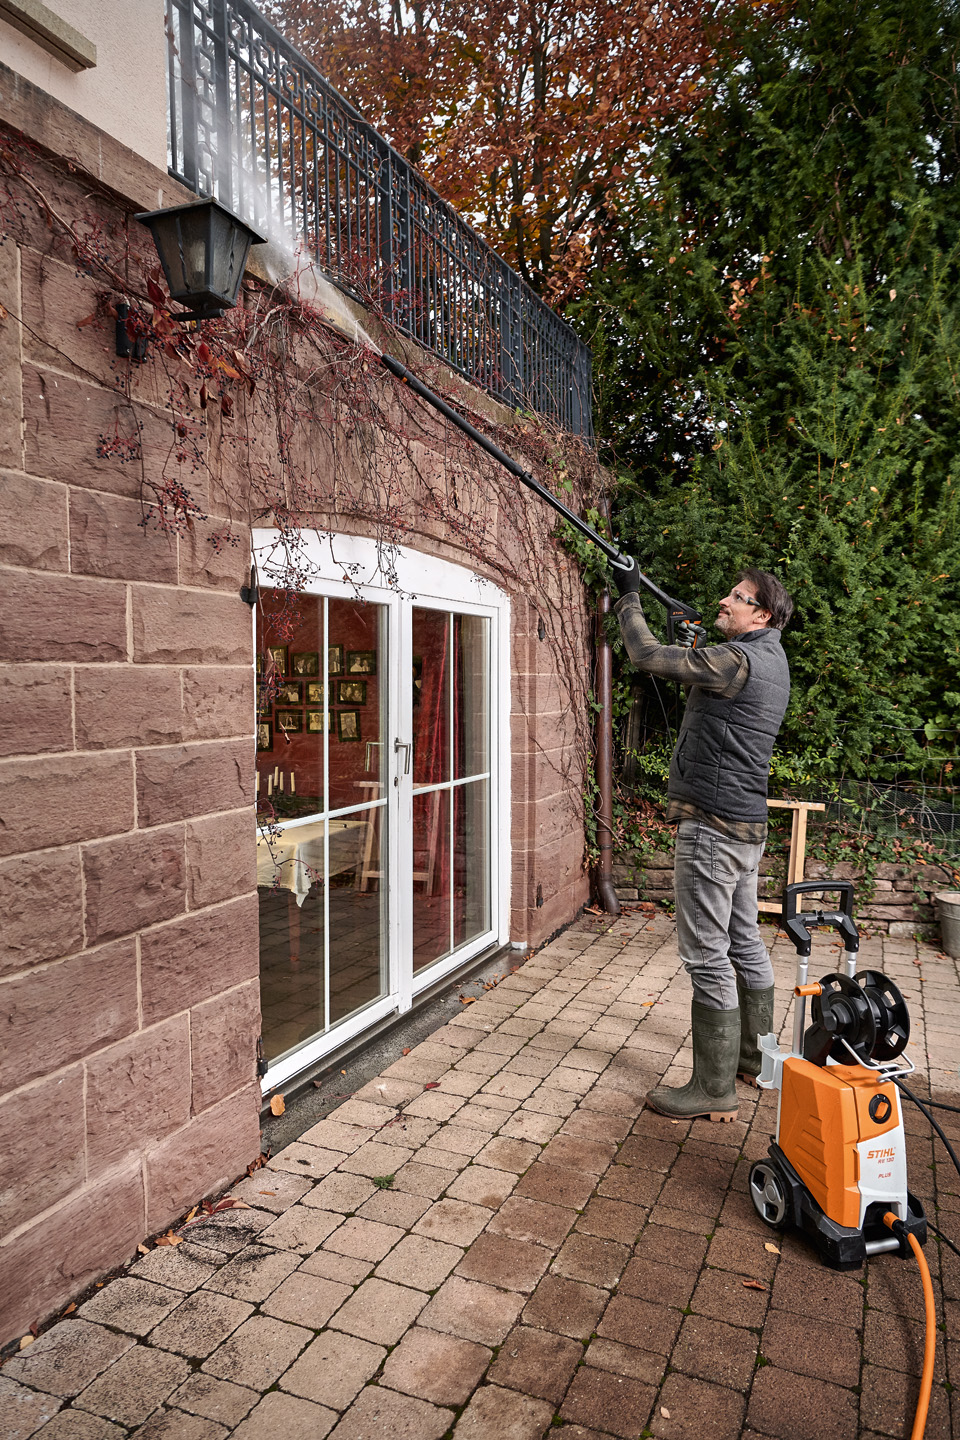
left=0, top=0, right=167, bottom=170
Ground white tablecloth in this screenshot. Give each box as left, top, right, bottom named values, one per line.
left=256, top=820, right=362, bottom=906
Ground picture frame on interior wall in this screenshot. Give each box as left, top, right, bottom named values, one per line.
left=276, top=681, right=303, bottom=705
left=256, top=652, right=265, bottom=675
left=267, top=645, right=288, bottom=674
left=338, top=710, right=361, bottom=741
left=257, top=721, right=273, bottom=751
left=306, top=681, right=326, bottom=704
left=277, top=709, right=302, bottom=733
left=306, top=708, right=330, bottom=733
left=347, top=650, right=377, bottom=676
left=328, top=645, right=344, bottom=674
left=338, top=679, right=367, bottom=706
left=293, top=651, right=319, bottom=675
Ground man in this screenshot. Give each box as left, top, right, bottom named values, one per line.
left=611, top=562, right=793, bottom=1122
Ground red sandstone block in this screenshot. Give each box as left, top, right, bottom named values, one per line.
left=0, top=938, right=138, bottom=1091
left=181, top=667, right=255, bottom=742
left=0, top=846, right=83, bottom=977
left=179, top=523, right=252, bottom=592
left=0, top=751, right=134, bottom=857
left=0, top=1159, right=145, bottom=1343
left=19, top=246, right=140, bottom=389
left=185, top=810, right=257, bottom=910
left=69, top=489, right=177, bottom=584
left=136, top=740, right=254, bottom=826
left=0, top=568, right=126, bottom=663
left=191, top=982, right=261, bottom=1115
left=74, top=665, right=182, bottom=751
left=0, top=665, right=73, bottom=758
left=82, top=824, right=186, bottom=946
left=144, top=1083, right=262, bottom=1234
left=85, top=1014, right=191, bottom=1173
left=0, top=470, right=68, bottom=571
left=0, top=243, right=21, bottom=473
left=0, top=1066, right=85, bottom=1239
left=22, top=364, right=187, bottom=502
left=132, top=587, right=251, bottom=666
left=140, top=894, right=259, bottom=1026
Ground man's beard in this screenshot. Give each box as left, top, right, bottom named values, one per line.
left=715, top=611, right=739, bottom=638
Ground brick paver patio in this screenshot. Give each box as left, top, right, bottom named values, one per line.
left=2, top=910, right=958, bottom=1439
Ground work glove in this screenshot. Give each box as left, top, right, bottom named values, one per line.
left=675, top=619, right=710, bottom=649
left=610, top=554, right=641, bottom=598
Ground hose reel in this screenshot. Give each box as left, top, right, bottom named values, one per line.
left=805, top=970, right=910, bottom=1066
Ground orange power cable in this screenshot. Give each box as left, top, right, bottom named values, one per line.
left=884, top=1212, right=936, bottom=1440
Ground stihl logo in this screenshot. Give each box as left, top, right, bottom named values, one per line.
left=867, top=1148, right=896, bottom=1161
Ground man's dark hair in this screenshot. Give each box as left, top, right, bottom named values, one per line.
left=738, top=568, right=794, bottom=629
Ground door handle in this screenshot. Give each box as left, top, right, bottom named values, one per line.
left=394, top=738, right=412, bottom=775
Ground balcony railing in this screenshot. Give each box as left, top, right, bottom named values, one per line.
left=165, top=0, right=593, bottom=437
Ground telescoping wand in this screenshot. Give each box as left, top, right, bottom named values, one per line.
left=379, top=352, right=702, bottom=642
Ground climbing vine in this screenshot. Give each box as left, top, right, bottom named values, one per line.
left=0, top=125, right=610, bottom=851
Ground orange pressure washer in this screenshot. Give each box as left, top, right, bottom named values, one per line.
left=750, top=880, right=949, bottom=1439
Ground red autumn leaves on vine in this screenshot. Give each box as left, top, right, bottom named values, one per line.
left=267, top=0, right=726, bottom=305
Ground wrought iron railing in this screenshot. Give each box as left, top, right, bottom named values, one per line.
left=165, top=0, right=593, bottom=437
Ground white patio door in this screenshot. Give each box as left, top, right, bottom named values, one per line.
left=254, top=533, right=510, bottom=1091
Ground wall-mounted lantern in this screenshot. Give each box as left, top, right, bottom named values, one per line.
left=135, top=197, right=266, bottom=322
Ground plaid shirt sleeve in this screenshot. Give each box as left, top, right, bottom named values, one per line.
left=613, top=593, right=748, bottom=697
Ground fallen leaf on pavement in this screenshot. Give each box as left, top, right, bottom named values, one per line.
left=61, top=1303, right=76, bottom=1316
left=742, top=1279, right=767, bottom=1290
left=424, top=1081, right=441, bottom=1090
left=764, top=1243, right=780, bottom=1254
left=642, top=1001, right=657, bottom=1006
left=459, top=996, right=476, bottom=1004
left=155, top=1232, right=182, bottom=1247
left=259, top=1190, right=277, bottom=1196
left=19, top=1335, right=34, bottom=1350
left=137, top=1244, right=151, bottom=1255
left=402, top=1047, right=412, bottom=1055
left=660, top=1407, right=671, bottom=1419
left=270, top=1094, right=285, bottom=1116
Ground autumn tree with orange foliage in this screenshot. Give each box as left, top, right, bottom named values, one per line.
left=265, top=0, right=721, bottom=304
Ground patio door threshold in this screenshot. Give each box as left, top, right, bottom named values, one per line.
left=259, top=938, right=516, bottom=1113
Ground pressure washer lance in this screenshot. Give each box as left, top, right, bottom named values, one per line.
left=378, top=352, right=703, bottom=643
left=749, top=880, right=959, bottom=1440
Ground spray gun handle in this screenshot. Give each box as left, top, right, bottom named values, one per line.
left=664, top=604, right=706, bottom=647
left=782, top=880, right=860, bottom=956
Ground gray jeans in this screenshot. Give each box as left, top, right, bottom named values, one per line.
left=674, top=819, right=774, bottom=1009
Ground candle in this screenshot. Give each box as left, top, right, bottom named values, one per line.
left=267, top=776, right=273, bottom=796
left=256, top=772, right=260, bottom=794
left=290, top=772, right=296, bottom=794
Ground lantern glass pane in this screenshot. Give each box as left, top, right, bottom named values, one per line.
left=209, top=207, right=252, bottom=306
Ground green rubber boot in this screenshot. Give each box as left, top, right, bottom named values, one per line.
left=736, top=981, right=776, bottom=1086
left=646, top=1001, right=740, bottom=1122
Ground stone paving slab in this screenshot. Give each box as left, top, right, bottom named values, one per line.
left=2, top=912, right=959, bottom=1438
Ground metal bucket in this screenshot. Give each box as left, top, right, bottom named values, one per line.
left=935, top=892, right=960, bottom=958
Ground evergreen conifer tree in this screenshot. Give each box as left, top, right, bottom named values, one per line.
left=579, top=0, right=960, bottom=779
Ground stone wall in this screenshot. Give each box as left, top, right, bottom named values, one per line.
left=0, top=69, right=591, bottom=1341
left=613, top=846, right=954, bottom=939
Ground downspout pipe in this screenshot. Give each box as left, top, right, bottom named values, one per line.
left=595, top=530, right=620, bottom=916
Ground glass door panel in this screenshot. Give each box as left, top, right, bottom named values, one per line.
left=328, top=597, right=385, bottom=811
left=454, top=779, right=490, bottom=948
left=257, top=591, right=388, bottom=1068
left=412, top=607, right=450, bottom=786
left=257, top=591, right=326, bottom=820
left=454, top=614, right=489, bottom=779
left=412, top=789, right=450, bottom=972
